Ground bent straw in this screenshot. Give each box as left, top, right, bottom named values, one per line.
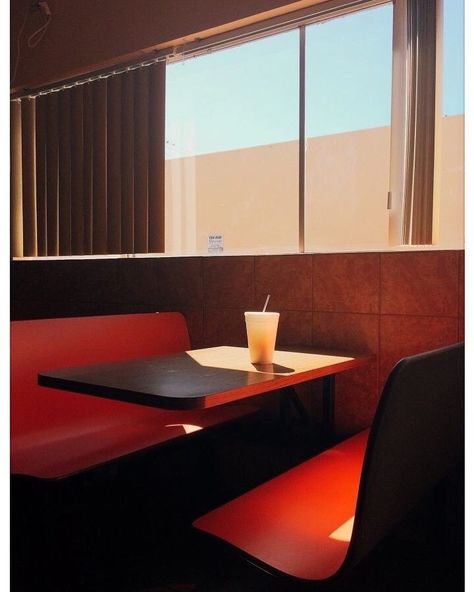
left=262, top=294, right=271, bottom=312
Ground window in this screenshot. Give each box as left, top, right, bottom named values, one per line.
left=165, top=3, right=394, bottom=255
left=304, top=4, right=393, bottom=249
left=165, top=31, right=299, bottom=255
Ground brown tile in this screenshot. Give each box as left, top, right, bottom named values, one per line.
left=255, top=255, right=312, bottom=311
left=71, top=259, right=123, bottom=304
left=276, top=311, right=312, bottom=347
left=313, top=253, right=380, bottom=314
left=155, top=257, right=203, bottom=309
left=203, top=308, right=248, bottom=347
left=10, top=300, right=67, bottom=320
left=117, top=258, right=159, bottom=305
left=11, top=261, right=43, bottom=303
left=459, top=250, right=464, bottom=317
left=11, top=300, right=150, bottom=320
left=203, top=257, right=255, bottom=309
left=381, top=251, right=458, bottom=316
left=12, top=259, right=122, bottom=306
left=312, top=312, right=379, bottom=355
left=379, top=315, right=459, bottom=390
left=335, top=363, right=379, bottom=436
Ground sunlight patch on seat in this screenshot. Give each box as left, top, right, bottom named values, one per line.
left=166, top=423, right=203, bottom=435
left=329, top=516, right=354, bottom=542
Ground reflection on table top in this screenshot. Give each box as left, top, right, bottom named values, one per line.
left=38, top=346, right=372, bottom=411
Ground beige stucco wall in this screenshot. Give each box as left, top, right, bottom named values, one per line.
left=435, top=114, right=464, bottom=248
left=165, top=117, right=463, bottom=255
left=165, top=140, right=299, bottom=255
left=305, top=126, right=391, bottom=250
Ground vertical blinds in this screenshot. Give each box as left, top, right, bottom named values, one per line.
left=10, top=61, right=165, bottom=257
left=402, top=0, right=436, bottom=245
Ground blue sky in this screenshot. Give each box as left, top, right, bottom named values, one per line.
left=165, top=1, right=464, bottom=159
left=443, top=0, right=464, bottom=116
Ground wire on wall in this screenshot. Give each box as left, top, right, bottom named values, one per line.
left=11, top=1, right=53, bottom=86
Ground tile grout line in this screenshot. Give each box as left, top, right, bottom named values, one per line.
left=201, top=257, right=208, bottom=346
left=377, top=252, right=382, bottom=396
left=456, top=251, right=459, bottom=341
left=199, top=257, right=205, bottom=348
left=457, top=251, right=466, bottom=341
left=311, top=254, right=315, bottom=346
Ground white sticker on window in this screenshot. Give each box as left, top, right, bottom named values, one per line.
left=208, top=234, right=224, bottom=254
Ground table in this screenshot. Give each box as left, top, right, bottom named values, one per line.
left=38, top=346, right=371, bottom=441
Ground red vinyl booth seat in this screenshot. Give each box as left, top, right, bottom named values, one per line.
left=11, top=313, right=256, bottom=479
left=194, top=429, right=369, bottom=581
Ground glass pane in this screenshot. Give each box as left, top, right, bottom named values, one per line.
left=442, top=0, right=464, bottom=116
left=437, top=0, right=464, bottom=245
left=165, top=31, right=299, bottom=255
left=305, top=4, right=393, bottom=250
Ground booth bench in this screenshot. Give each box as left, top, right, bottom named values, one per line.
left=10, top=312, right=257, bottom=480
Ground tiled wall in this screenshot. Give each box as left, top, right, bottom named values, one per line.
left=11, top=250, right=464, bottom=435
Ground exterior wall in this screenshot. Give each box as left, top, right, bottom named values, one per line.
left=435, top=114, right=464, bottom=247
left=165, top=140, right=299, bottom=255
left=11, top=249, right=464, bottom=436
left=306, top=127, right=390, bottom=250
left=165, top=119, right=463, bottom=254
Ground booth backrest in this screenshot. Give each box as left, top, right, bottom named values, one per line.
left=11, top=313, right=191, bottom=438
left=348, top=342, right=464, bottom=566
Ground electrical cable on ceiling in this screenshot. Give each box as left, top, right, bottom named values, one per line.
left=28, top=1, right=52, bottom=47
left=11, top=4, right=30, bottom=86
left=11, top=1, right=52, bottom=86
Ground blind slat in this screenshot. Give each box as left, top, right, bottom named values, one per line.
left=35, top=96, right=47, bottom=256
left=92, top=79, right=108, bottom=254
left=107, top=75, right=122, bottom=253
left=121, top=71, right=135, bottom=254
left=11, top=101, right=23, bottom=258
left=46, top=93, right=59, bottom=255
left=71, top=86, right=85, bottom=254
left=21, top=99, right=37, bottom=257
left=148, top=62, right=166, bottom=253
left=83, top=83, right=93, bottom=254
left=58, top=89, right=72, bottom=255
left=133, top=68, right=149, bottom=253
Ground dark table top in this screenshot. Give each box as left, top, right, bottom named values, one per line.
left=38, top=346, right=372, bottom=410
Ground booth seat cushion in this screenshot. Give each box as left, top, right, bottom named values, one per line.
left=193, top=429, right=369, bottom=581
left=11, top=313, right=257, bottom=479
left=11, top=404, right=257, bottom=479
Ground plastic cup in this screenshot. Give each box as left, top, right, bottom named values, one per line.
left=244, top=312, right=280, bottom=364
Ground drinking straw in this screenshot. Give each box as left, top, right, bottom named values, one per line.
left=262, top=294, right=271, bottom=312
